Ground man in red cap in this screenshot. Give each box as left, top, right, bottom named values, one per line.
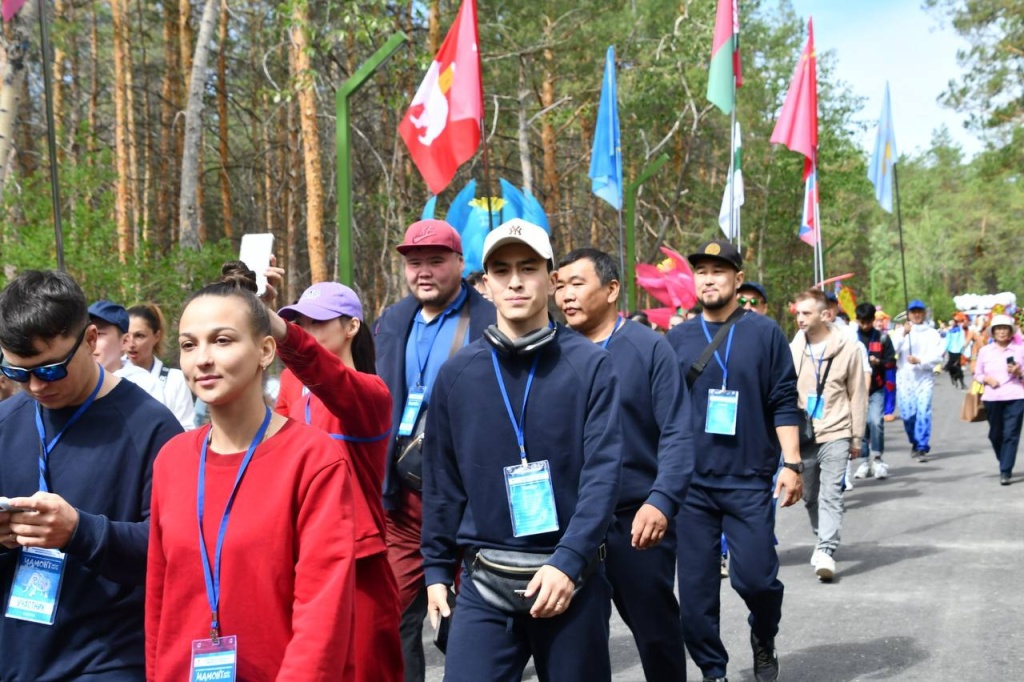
left=373, top=219, right=495, bottom=681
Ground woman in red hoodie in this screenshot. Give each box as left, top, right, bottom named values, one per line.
left=267, top=266, right=403, bottom=682
left=146, top=263, right=356, bottom=681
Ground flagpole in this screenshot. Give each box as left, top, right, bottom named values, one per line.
left=813, top=159, right=824, bottom=286
left=616, top=208, right=627, bottom=312
left=37, top=0, right=65, bottom=271
left=892, top=160, right=909, bottom=315
left=728, top=106, right=737, bottom=247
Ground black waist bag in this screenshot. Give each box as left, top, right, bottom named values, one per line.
left=465, top=546, right=604, bottom=615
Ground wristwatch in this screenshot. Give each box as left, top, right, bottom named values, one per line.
left=782, top=461, right=804, bottom=474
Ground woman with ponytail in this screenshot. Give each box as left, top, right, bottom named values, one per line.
left=264, top=261, right=403, bottom=682
left=145, top=263, right=356, bottom=681
left=126, top=302, right=197, bottom=430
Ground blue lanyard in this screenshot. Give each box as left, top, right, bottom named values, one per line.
left=34, top=365, right=105, bottom=493
left=809, top=342, right=827, bottom=388
left=414, top=290, right=465, bottom=386
left=600, top=317, right=624, bottom=350
left=197, top=407, right=272, bottom=640
left=700, top=317, right=736, bottom=389
left=491, top=350, right=541, bottom=464
left=303, top=394, right=391, bottom=443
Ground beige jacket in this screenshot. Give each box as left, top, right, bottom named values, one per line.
left=790, top=327, right=868, bottom=449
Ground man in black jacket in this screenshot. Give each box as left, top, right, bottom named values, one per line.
left=852, top=302, right=897, bottom=480
left=373, top=219, right=495, bottom=682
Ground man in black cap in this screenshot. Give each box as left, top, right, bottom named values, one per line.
left=667, top=239, right=803, bottom=682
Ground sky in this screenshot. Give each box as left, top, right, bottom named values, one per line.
left=785, top=0, right=982, bottom=159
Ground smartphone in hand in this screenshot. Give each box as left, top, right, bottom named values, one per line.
left=239, top=234, right=275, bottom=296
left=432, top=613, right=452, bottom=654
left=0, top=497, right=29, bottom=513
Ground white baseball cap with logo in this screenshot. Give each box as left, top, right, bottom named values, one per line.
left=482, top=219, right=554, bottom=268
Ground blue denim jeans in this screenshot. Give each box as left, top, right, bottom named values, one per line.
left=862, top=390, right=885, bottom=460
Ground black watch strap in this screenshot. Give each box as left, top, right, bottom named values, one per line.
left=782, top=461, right=804, bottom=473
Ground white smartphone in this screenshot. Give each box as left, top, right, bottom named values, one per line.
left=0, top=497, right=29, bottom=513
left=239, top=233, right=275, bottom=296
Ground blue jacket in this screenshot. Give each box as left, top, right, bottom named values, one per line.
left=0, top=380, right=182, bottom=681
left=667, top=311, right=800, bottom=489
left=373, top=284, right=495, bottom=509
left=605, top=319, right=694, bottom=517
left=421, top=325, right=623, bottom=587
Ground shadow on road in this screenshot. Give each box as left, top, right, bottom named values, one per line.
left=780, top=636, right=928, bottom=681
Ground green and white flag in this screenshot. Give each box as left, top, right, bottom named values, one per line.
left=718, top=122, right=744, bottom=239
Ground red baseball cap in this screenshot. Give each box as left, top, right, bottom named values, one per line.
left=397, top=219, right=463, bottom=255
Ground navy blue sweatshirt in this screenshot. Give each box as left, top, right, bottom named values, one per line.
left=421, top=325, right=622, bottom=586
left=0, top=379, right=182, bottom=681
left=604, top=319, right=694, bottom=517
left=666, top=311, right=800, bottom=489
left=373, top=284, right=495, bottom=509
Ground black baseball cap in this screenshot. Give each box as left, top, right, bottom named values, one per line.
left=687, top=240, right=743, bottom=271
left=738, top=282, right=767, bottom=303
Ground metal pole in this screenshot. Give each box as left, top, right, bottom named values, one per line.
left=37, top=0, right=65, bottom=271
left=624, top=153, right=669, bottom=312
left=616, top=207, right=626, bottom=312
left=479, top=115, right=496, bottom=232
left=893, top=162, right=913, bottom=353
left=336, top=32, right=407, bottom=285
left=728, top=88, right=736, bottom=246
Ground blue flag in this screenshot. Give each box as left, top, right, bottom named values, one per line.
left=868, top=83, right=897, bottom=213
left=589, top=46, right=623, bottom=210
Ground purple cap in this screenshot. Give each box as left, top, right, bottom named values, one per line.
left=278, top=282, right=363, bottom=322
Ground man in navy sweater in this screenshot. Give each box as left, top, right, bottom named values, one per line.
left=422, top=220, right=622, bottom=681
left=0, top=270, right=182, bottom=681
left=373, top=219, right=495, bottom=681
left=555, top=247, right=692, bottom=682
left=667, top=240, right=803, bottom=682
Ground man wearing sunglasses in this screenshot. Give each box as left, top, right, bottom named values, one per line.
left=737, top=282, right=768, bottom=316
left=0, top=270, right=182, bottom=681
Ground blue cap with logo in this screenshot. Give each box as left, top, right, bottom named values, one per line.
left=908, top=299, right=927, bottom=311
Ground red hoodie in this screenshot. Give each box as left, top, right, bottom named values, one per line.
left=275, top=322, right=391, bottom=558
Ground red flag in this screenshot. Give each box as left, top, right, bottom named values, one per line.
left=634, top=246, right=697, bottom=311
left=770, top=18, right=817, bottom=168
left=2, top=0, right=27, bottom=22
left=399, top=0, right=483, bottom=196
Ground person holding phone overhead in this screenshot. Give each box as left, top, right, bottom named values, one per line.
left=973, top=314, right=1024, bottom=485
left=262, top=260, right=403, bottom=682
left=145, top=263, right=357, bottom=681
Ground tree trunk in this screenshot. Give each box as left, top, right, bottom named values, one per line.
left=290, top=0, right=327, bottom=283
left=216, top=0, right=233, bottom=238
left=539, top=22, right=562, bottom=247
left=0, top=0, right=36, bottom=193
left=52, top=0, right=66, bottom=146
left=178, top=0, right=219, bottom=250
left=155, top=1, right=180, bottom=251
left=428, top=0, right=441, bottom=54
left=517, top=59, right=533, bottom=194
left=286, top=94, right=302, bottom=302
left=136, top=0, right=153, bottom=245
left=121, top=0, right=141, bottom=250
left=88, top=2, right=99, bottom=159
left=110, top=0, right=133, bottom=261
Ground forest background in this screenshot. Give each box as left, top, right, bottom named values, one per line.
left=0, top=0, right=1019, bottom=346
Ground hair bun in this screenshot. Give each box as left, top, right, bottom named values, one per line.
left=219, top=261, right=259, bottom=294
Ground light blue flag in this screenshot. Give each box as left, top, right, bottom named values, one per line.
left=589, top=46, right=623, bottom=211
left=868, top=83, right=897, bottom=213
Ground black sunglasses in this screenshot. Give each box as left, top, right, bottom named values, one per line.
left=0, top=325, right=88, bottom=383
left=738, top=296, right=763, bottom=307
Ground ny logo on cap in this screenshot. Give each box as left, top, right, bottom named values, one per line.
left=507, top=225, right=523, bottom=237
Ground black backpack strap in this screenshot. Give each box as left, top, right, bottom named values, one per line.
left=686, top=307, right=747, bottom=389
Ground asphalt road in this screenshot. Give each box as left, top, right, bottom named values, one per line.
left=425, top=377, right=1024, bottom=680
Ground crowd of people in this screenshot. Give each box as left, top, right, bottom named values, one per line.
left=0, top=219, right=1019, bottom=682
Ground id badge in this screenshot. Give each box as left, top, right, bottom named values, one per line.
left=806, top=393, right=825, bottom=419
left=5, top=547, right=66, bottom=625
left=705, top=389, right=739, bottom=436
left=398, top=387, right=425, bottom=437
left=504, top=460, right=560, bottom=537
left=191, top=636, right=238, bottom=682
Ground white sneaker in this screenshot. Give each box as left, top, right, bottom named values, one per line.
left=812, top=551, right=836, bottom=581
left=873, top=460, right=890, bottom=480
left=853, top=461, right=872, bottom=479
